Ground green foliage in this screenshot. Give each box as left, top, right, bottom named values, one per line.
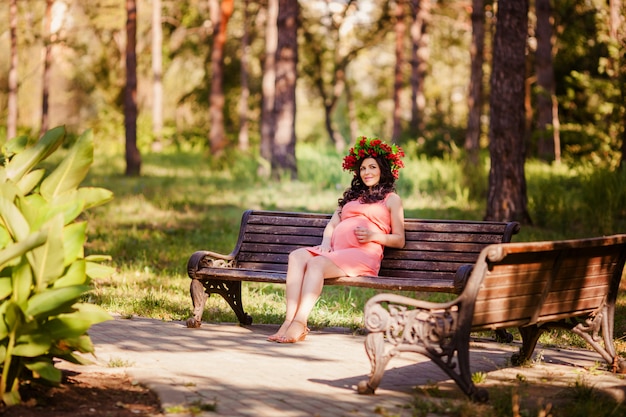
left=0, top=127, right=114, bottom=406
left=526, top=161, right=626, bottom=237
left=550, top=0, right=625, bottom=167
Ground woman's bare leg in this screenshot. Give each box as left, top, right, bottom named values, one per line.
left=279, top=256, right=345, bottom=342
left=267, top=248, right=313, bottom=341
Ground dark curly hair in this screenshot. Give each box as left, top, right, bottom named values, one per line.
left=338, top=155, right=397, bottom=208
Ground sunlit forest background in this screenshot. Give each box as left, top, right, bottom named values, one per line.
left=0, top=0, right=625, bottom=235
left=1, top=0, right=623, bottom=168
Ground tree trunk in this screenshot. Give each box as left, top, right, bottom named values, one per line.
left=125, top=0, right=141, bottom=176
left=301, top=14, right=345, bottom=151
left=345, top=81, right=359, bottom=142
left=485, top=0, right=531, bottom=224
left=260, top=0, right=278, bottom=171
left=609, top=0, right=625, bottom=168
left=7, top=0, right=18, bottom=141
left=238, top=0, right=250, bottom=152
left=322, top=103, right=339, bottom=151
left=272, top=0, right=298, bottom=179
left=152, top=0, right=164, bottom=151
left=208, top=0, right=234, bottom=155
left=464, top=0, right=485, bottom=165
left=535, top=0, right=560, bottom=162
left=392, top=0, right=406, bottom=141
left=409, top=0, right=430, bottom=136
left=40, top=0, right=53, bottom=136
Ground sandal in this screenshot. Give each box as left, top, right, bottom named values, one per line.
left=276, top=321, right=310, bottom=344
left=267, top=321, right=292, bottom=342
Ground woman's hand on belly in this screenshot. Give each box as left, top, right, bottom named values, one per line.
left=354, top=226, right=374, bottom=243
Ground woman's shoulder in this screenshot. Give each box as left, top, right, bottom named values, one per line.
left=385, top=192, right=402, bottom=207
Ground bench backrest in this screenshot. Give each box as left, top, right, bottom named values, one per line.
left=234, top=210, right=520, bottom=282
left=467, top=234, right=626, bottom=329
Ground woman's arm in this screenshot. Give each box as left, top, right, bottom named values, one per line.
left=382, top=193, right=405, bottom=248
left=354, top=194, right=405, bottom=248
left=318, top=208, right=341, bottom=251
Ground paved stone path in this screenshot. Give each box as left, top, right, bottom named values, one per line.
left=60, top=316, right=626, bottom=417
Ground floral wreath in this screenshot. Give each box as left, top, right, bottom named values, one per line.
left=342, top=136, right=405, bottom=179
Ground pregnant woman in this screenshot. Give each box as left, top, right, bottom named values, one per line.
left=268, top=137, right=406, bottom=343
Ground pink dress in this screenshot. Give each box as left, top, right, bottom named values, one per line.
left=307, top=196, right=392, bottom=277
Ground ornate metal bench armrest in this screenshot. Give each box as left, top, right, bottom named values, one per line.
left=363, top=292, right=461, bottom=335
left=187, top=250, right=236, bottom=279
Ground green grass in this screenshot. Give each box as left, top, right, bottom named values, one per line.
left=81, top=143, right=626, bottom=353
left=407, top=376, right=626, bottom=417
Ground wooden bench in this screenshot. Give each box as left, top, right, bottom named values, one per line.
left=186, top=209, right=520, bottom=329
left=357, top=234, right=626, bottom=402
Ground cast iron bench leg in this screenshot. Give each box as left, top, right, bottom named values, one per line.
left=186, top=279, right=253, bottom=328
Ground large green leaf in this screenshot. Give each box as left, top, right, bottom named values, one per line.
left=0, top=181, right=19, bottom=203
left=71, top=303, right=112, bottom=325
left=51, top=334, right=96, bottom=358
left=2, top=135, right=28, bottom=157
left=0, top=195, right=31, bottom=241
left=86, top=261, right=116, bottom=279
left=25, top=359, right=62, bottom=383
left=22, top=193, right=84, bottom=228
left=0, top=229, right=47, bottom=271
left=85, top=254, right=112, bottom=262
left=53, top=350, right=94, bottom=365
left=0, top=302, right=11, bottom=339
left=2, top=301, right=24, bottom=333
left=15, top=194, right=46, bottom=230
left=0, top=226, right=11, bottom=249
left=11, top=259, right=33, bottom=305
left=0, top=276, right=12, bottom=299
left=25, top=285, right=90, bottom=319
left=53, top=260, right=87, bottom=288
left=62, top=222, right=86, bottom=266
left=13, top=333, right=52, bottom=357
left=40, top=130, right=93, bottom=201
left=15, top=169, right=45, bottom=196
left=42, top=303, right=111, bottom=339
left=5, top=126, right=65, bottom=183
left=48, top=188, right=113, bottom=219
left=76, top=187, right=114, bottom=210
left=28, top=214, right=64, bottom=289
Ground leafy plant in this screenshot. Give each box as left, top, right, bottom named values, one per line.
left=0, top=126, right=114, bottom=406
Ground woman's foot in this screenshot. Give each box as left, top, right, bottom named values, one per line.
left=267, top=320, right=292, bottom=342
left=276, top=320, right=309, bottom=344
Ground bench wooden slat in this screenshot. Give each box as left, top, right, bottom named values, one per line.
left=326, top=276, right=455, bottom=292
left=403, top=220, right=514, bottom=233
left=245, top=225, right=325, bottom=237
left=381, top=249, right=478, bottom=262
left=193, top=267, right=458, bottom=292
left=402, top=241, right=495, bottom=253
left=473, top=300, right=605, bottom=328
left=473, top=291, right=609, bottom=323
left=404, top=232, right=510, bottom=244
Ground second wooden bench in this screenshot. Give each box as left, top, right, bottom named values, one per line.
left=357, top=234, right=626, bottom=401
left=185, top=209, right=520, bottom=328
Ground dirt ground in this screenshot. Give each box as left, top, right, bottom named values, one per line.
left=0, top=369, right=163, bottom=417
